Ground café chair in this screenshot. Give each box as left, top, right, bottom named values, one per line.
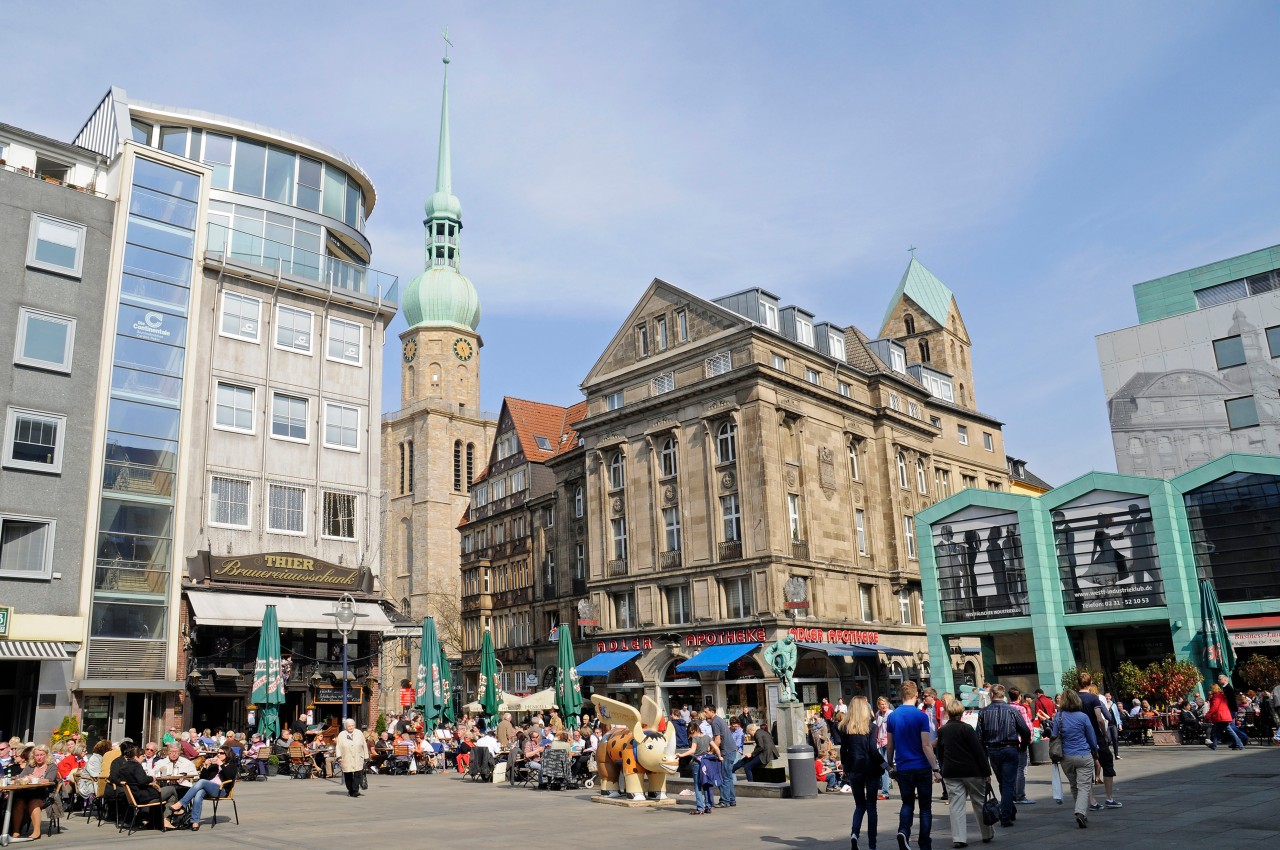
left=210, top=779, right=238, bottom=828
left=120, top=783, right=164, bottom=836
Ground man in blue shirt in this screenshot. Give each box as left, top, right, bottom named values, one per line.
left=885, top=682, right=939, bottom=850
left=705, top=706, right=738, bottom=807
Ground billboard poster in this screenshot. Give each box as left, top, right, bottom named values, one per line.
left=932, top=505, right=1030, bottom=622
left=1052, top=490, right=1165, bottom=614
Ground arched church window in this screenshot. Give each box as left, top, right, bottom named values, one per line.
left=466, top=443, right=475, bottom=491
left=904, top=314, right=916, bottom=335
left=454, top=441, right=463, bottom=491
left=919, top=339, right=930, bottom=362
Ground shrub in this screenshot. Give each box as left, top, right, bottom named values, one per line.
left=1235, top=654, right=1280, bottom=692
left=375, top=713, right=388, bottom=736
left=1110, top=659, right=1145, bottom=701
left=50, top=715, right=80, bottom=745
left=1061, top=666, right=1102, bottom=693
left=1139, top=656, right=1202, bottom=709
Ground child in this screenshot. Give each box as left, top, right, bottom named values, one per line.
left=815, top=746, right=841, bottom=792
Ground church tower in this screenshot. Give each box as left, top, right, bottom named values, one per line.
left=880, top=256, right=977, bottom=410
left=382, top=47, right=495, bottom=701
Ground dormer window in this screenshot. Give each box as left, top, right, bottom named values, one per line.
left=760, top=301, right=779, bottom=331
left=829, top=333, right=846, bottom=360
left=890, top=348, right=906, bottom=373
left=796, top=318, right=814, bottom=346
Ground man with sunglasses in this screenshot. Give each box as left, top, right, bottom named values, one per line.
left=0, top=742, right=12, bottom=776
left=141, top=742, right=163, bottom=776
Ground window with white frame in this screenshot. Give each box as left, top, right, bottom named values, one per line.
left=27, top=214, right=86, bottom=277
left=4, top=408, right=66, bottom=473
left=677, top=309, right=689, bottom=342
left=574, top=485, right=584, bottom=518
left=721, top=494, right=741, bottom=542
left=322, top=491, right=357, bottom=539
left=787, top=493, right=802, bottom=541
left=326, top=317, right=362, bottom=365
left=492, top=476, right=507, bottom=500
left=760, top=301, right=779, bottom=330
left=956, top=424, right=969, bottom=445
left=546, top=505, right=555, bottom=528
left=215, top=383, right=255, bottom=433
left=210, top=476, right=250, bottom=528
left=848, top=439, right=860, bottom=480
left=829, top=333, right=846, bottom=360
left=888, top=393, right=901, bottom=411
left=716, top=421, right=737, bottom=463
left=772, top=353, right=787, bottom=371
left=14, top=308, right=75, bottom=372
left=656, top=316, right=668, bottom=351
left=663, top=506, right=682, bottom=552
left=659, top=438, right=677, bottom=478
left=982, top=431, right=994, bottom=452
left=275, top=305, right=313, bottom=353
left=608, top=452, right=625, bottom=489
left=267, top=483, right=306, bottom=534
left=636, top=324, right=649, bottom=357
left=220, top=291, right=261, bottom=341
left=935, top=468, right=951, bottom=499
left=838, top=381, right=851, bottom=397
left=859, top=584, right=874, bottom=621
left=652, top=371, right=675, bottom=395
left=705, top=351, right=732, bottom=377
left=897, top=451, right=908, bottom=488
left=916, top=459, right=927, bottom=494
left=271, top=393, right=308, bottom=441
left=0, top=515, right=55, bottom=579
left=907, top=401, right=921, bottom=419
left=795, top=317, right=814, bottom=346
left=666, top=584, right=691, bottom=625
left=889, top=348, right=906, bottom=373
left=805, top=368, right=820, bottom=385
left=724, top=576, right=753, bottom=618
left=899, top=588, right=913, bottom=624
left=323, top=402, right=360, bottom=450
left=575, top=542, right=586, bottom=579
left=606, top=390, right=624, bottom=411
left=611, top=517, right=628, bottom=561
left=613, top=590, right=636, bottom=629
left=904, top=515, right=917, bottom=559
left=855, top=509, right=868, bottom=555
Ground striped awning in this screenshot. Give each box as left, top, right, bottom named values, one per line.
left=0, top=641, right=71, bottom=660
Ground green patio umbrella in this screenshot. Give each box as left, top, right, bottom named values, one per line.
left=250, top=605, right=286, bottom=741
left=414, top=617, right=444, bottom=731
left=438, top=643, right=455, bottom=726
left=554, top=624, right=583, bottom=721
left=1198, top=579, right=1236, bottom=677
left=478, top=629, right=501, bottom=718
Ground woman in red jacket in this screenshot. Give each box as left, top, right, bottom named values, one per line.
left=1206, top=684, right=1242, bottom=751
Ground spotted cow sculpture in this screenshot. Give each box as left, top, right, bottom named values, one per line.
left=591, top=694, right=678, bottom=800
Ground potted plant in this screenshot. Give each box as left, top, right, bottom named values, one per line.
left=1140, top=655, right=1203, bottom=745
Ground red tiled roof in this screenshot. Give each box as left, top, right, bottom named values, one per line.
left=553, top=401, right=588, bottom=458
left=505, top=396, right=579, bottom=463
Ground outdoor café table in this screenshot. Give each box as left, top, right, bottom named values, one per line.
left=309, top=747, right=335, bottom=779
left=155, top=774, right=198, bottom=784
left=0, top=779, right=55, bottom=846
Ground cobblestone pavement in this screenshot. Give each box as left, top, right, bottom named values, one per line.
left=30, top=743, right=1279, bottom=849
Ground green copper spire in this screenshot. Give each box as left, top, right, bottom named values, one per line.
left=402, top=34, right=481, bottom=333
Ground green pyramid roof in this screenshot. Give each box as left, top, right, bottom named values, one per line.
left=882, top=257, right=954, bottom=330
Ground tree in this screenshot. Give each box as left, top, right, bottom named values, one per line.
left=1236, top=653, right=1280, bottom=692
left=1139, top=656, right=1203, bottom=709
left=1110, top=659, right=1145, bottom=702
left=1061, top=666, right=1102, bottom=693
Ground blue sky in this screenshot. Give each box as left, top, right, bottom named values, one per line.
left=7, top=2, right=1280, bottom=485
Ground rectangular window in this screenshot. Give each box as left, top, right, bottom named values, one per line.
left=1213, top=335, right=1247, bottom=369
left=904, top=515, right=917, bottom=560
left=656, top=316, right=668, bottom=350
left=210, top=476, right=250, bottom=528
left=326, top=317, right=362, bottom=365
left=663, top=506, right=682, bottom=552
left=805, top=369, right=821, bottom=385
left=27, top=214, right=86, bottom=277
left=705, top=351, right=732, bottom=377
left=666, top=585, right=691, bottom=625
left=1226, top=395, right=1260, bottom=430
left=855, top=509, right=868, bottom=555
left=267, top=484, right=306, bottom=534
left=888, top=393, right=901, bottom=411
left=890, top=348, right=906, bottom=373
left=636, top=324, right=649, bottom=358
left=795, top=318, right=814, bottom=345
left=787, top=493, right=802, bottom=540
left=930, top=415, right=942, bottom=428
left=4, top=409, right=66, bottom=473
left=613, top=591, right=636, bottom=630
left=214, top=383, right=255, bottom=433
left=982, top=432, right=994, bottom=452
left=1265, top=325, right=1280, bottom=358
left=899, top=588, right=913, bottom=625
left=14, top=308, right=75, bottom=372
left=275, top=305, right=314, bottom=353
left=987, top=480, right=1002, bottom=491
left=859, top=584, right=873, bottom=621
left=202, top=132, right=233, bottom=189
left=721, top=494, right=741, bottom=542
left=760, top=301, right=779, bottom=330
left=322, top=491, right=357, bottom=539
left=324, top=402, right=360, bottom=450
left=724, top=576, right=753, bottom=618
left=271, top=393, right=308, bottom=442
left=0, top=515, right=54, bottom=579
left=677, top=309, right=689, bottom=342
left=935, top=468, right=951, bottom=498
left=772, top=353, right=787, bottom=371
left=908, top=401, right=921, bottom=419
left=957, top=424, right=969, bottom=445
left=611, top=517, right=628, bottom=561
left=962, top=474, right=977, bottom=490
left=829, top=333, right=846, bottom=360
left=546, top=505, right=555, bottom=528
left=652, top=372, right=675, bottom=394
left=838, top=381, right=851, bottom=397
left=220, top=291, right=261, bottom=341
left=575, top=543, right=586, bottom=579
left=607, top=390, right=624, bottom=411
left=232, top=138, right=266, bottom=196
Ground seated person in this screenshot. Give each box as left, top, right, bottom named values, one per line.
left=454, top=736, right=473, bottom=774
left=113, top=743, right=170, bottom=830
left=153, top=742, right=197, bottom=810
left=179, top=731, right=201, bottom=761
left=10, top=746, right=60, bottom=839
left=369, top=732, right=393, bottom=773
left=1128, top=699, right=1143, bottom=718
left=246, top=734, right=269, bottom=778
left=169, top=745, right=236, bottom=831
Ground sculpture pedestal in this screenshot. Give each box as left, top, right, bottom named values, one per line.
left=591, top=796, right=676, bottom=808
left=774, top=702, right=808, bottom=772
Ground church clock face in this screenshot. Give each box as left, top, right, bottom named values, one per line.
left=402, top=339, right=417, bottom=363
left=452, top=337, right=474, bottom=362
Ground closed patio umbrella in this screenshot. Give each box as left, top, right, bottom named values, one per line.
left=250, top=605, right=286, bottom=741
left=478, top=629, right=501, bottom=719
left=1198, top=579, right=1236, bottom=677
left=438, top=644, right=455, bottom=726
left=554, top=624, right=583, bottom=721
left=415, top=617, right=444, bottom=732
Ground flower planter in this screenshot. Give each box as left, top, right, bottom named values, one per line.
left=1152, top=729, right=1182, bottom=746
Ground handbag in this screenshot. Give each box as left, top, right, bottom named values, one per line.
left=981, top=780, right=1000, bottom=826
left=1049, top=715, right=1064, bottom=763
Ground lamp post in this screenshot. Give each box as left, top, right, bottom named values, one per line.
left=329, top=593, right=367, bottom=724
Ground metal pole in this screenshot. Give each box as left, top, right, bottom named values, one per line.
left=342, top=638, right=350, bottom=722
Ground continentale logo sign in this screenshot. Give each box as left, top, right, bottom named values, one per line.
left=132, top=310, right=173, bottom=341
left=210, top=552, right=362, bottom=590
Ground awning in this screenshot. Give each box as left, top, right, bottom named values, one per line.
left=854, top=643, right=913, bottom=657
left=677, top=642, right=759, bottom=673
left=211, top=667, right=241, bottom=679
left=0, top=641, right=71, bottom=660
left=330, top=670, right=356, bottom=682
left=186, top=590, right=392, bottom=633
left=576, top=650, right=642, bottom=677
left=1226, top=615, right=1280, bottom=630
left=798, top=641, right=880, bottom=657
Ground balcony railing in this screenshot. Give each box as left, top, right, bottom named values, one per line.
left=543, top=583, right=558, bottom=600
left=571, top=577, right=587, bottom=596
left=606, top=559, right=628, bottom=577
left=659, top=550, right=682, bottom=570
left=206, top=222, right=398, bottom=307
left=718, top=540, right=742, bottom=562
left=791, top=539, right=810, bottom=560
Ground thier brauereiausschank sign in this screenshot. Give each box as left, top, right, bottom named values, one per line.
left=1051, top=490, right=1166, bottom=614
left=207, top=552, right=363, bottom=591
left=933, top=505, right=1031, bottom=622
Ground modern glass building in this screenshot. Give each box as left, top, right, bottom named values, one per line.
left=916, top=453, right=1280, bottom=696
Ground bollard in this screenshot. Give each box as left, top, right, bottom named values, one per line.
left=787, top=744, right=817, bottom=799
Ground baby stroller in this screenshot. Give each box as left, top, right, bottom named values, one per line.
left=570, top=751, right=595, bottom=790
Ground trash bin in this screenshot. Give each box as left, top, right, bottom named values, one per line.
left=1029, top=739, right=1050, bottom=766
left=787, top=744, right=817, bottom=799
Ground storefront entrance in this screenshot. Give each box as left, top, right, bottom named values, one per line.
left=659, top=661, right=702, bottom=715
left=721, top=655, right=765, bottom=718
left=1092, top=625, right=1174, bottom=678
left=0, top=662, right=38, bottom=742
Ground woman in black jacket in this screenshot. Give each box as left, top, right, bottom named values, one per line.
left=935, top=699, right=992, bottom=847
left=115, top=743, right=171, bottom=830
left=839, top=697, right=884, bottom=850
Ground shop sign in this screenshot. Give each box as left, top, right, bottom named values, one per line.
left=993, top=662, right=1037, bottom=676
left=209, top=552, right=363, bottom=591
left=594, top=627, right=768, bottom=653
left=399, top=687, right=415, bottom=707
left=0, top=605, right=11, bottom=638
left=1231, top=630, right=1280, bottom=648
left=788, top=627, right=880, bottom=645
left=315, top=686, right=363, bottom=704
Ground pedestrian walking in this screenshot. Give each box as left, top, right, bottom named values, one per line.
left=335, top=718, right=369, bottom=798
left=874, top=697, right=893, bottom=800
left=1205, top=684, right=1243, bottom=749
left=840, top=697, right=886, bottom=850
left=935, top=698, right=993, bottom=848
left=1049, top=689, right=1100, bottom=829
left=885, top=681, right=940, bottom=850
left=705, top=705, right=738, bottom=807
left=975, top=684, right=1030, bottom=828
left=1006, top=688, right=1035, bottom=806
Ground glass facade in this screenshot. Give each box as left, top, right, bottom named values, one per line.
left=932, top=505, right=1029, bottom=622
left=1053, top=490, right=1166, bottom=614
left=88, top=156, right=201, bottom=651
left=1186, top=471, right=1280, bottom=602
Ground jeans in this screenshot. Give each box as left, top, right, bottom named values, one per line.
left=895, top=768, right=933, bottom=850
left=1016, top=747, right=1028, bottom=799
left=943, top=776, right=993, bottom=845
left=851, top=775, right=880, bottom=847
left=719, top=753, right=738, bottom=804
left=1107, top=724, right=1120, bottom=758
left=987, top=747, right=1018, bottom=824
left=1210, top=722, right=1244, bottom=749
left=877, top=746, right=891, bottom=795
left=734, top=753, right=763, bottom=782
left=177, top=779, right=227, bottom=822
left=255, top=757, right=269, bottom=777
left=1061, top=754, right=1094, bottom=818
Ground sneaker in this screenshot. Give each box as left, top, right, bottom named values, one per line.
left=1104, top=799, right=1123, bottom=808
left=896, top=831, right=912, bottom=850
left=877, top=793, right=890, bottom=800
left=850, top=836, right=859, bottom=850
left=1014, top=797, right=1036, bottom=805
left=841, top=785, right=853, bottom=793
left=1088, top=803, right=1103, bottom=812
left=1076, top=812, right=1088, bottom=829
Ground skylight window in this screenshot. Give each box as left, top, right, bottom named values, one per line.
left=535, top=436, right=553, bottom=451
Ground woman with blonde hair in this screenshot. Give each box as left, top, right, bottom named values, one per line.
left=873, top=696, right=892, bottom=800
left=840, top=697, right=885, bottom=850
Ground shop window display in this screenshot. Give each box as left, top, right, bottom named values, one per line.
left=931, top=505, right=1030, bottom=622
left=1052, top=490, right=1166, bottom=613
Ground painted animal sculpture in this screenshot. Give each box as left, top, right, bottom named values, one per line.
left=591, top=694, right=678, bottom=800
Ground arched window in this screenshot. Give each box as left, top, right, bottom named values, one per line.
left=903, top=314, right=916, bottom=335
left=918, top=339, right=930, bottom=363
left=659, top=437, right=678, bottom=478
left=573, top=485, right=584, bottom=518
left=960, top=347, right=967, bottom=368
left=453, top=441, right=463, bottom=491
left=897, top=451, right=908, bottom=488
left=916, top=459, right=927, bottom=494
left=400, top=596, right=410, bottom=613
left=609, top=452, right=625, bottom=489
left=406, top=365, right=415, bottom=397
left=429, top=362, right=442, bottom=391
left=465, top=443, right=475, bottom=491
left=958, top=383, right=966, bottom=406
left=716, top=421, right=737, bottom=464
left=847, top=439, right=860, bottom=480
